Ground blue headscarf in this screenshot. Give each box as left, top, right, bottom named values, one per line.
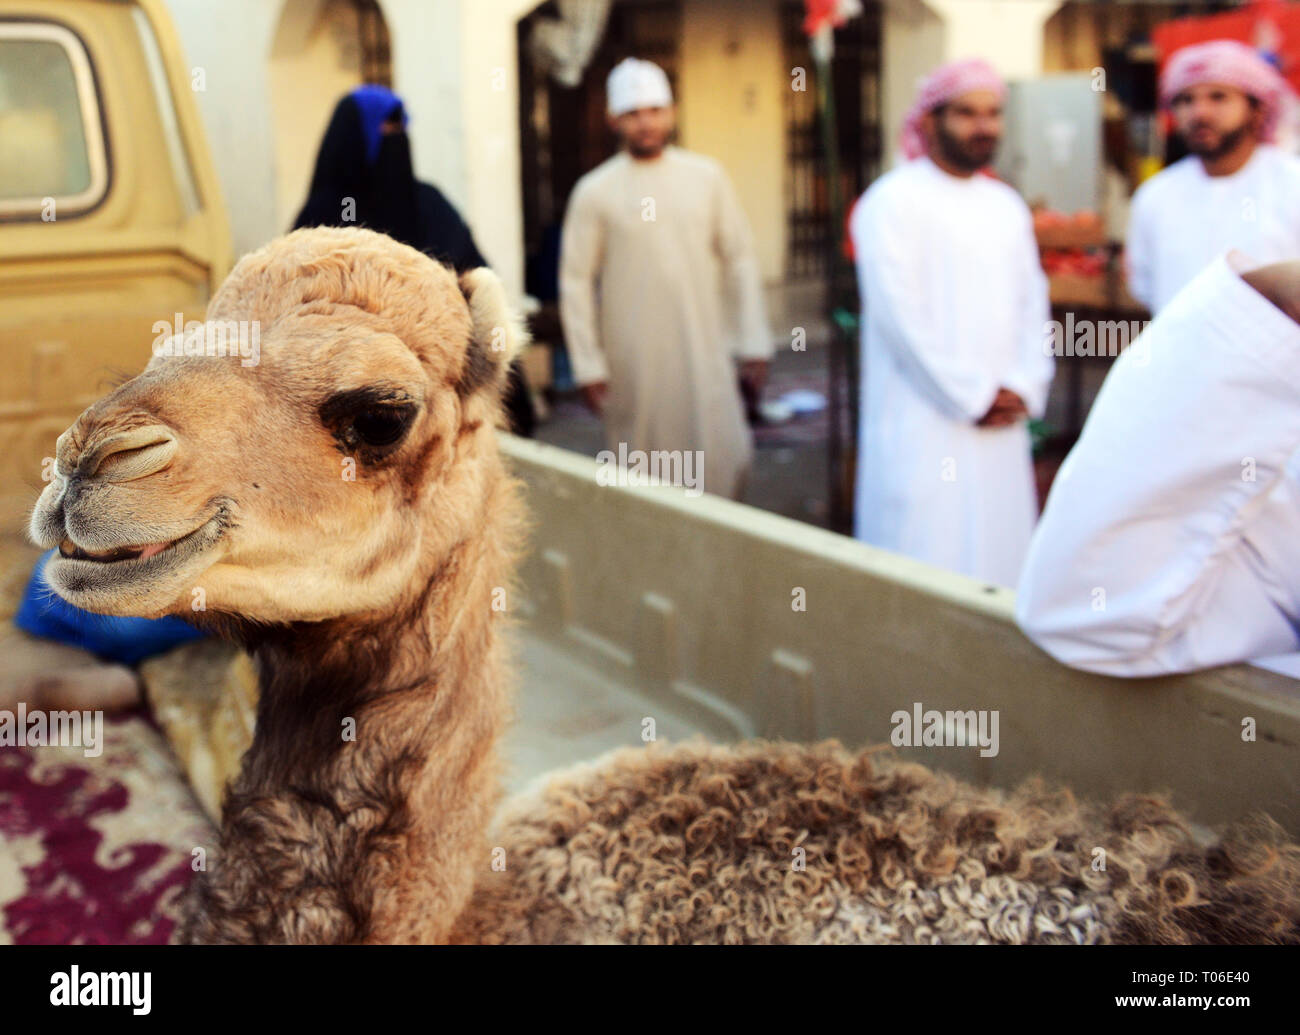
left=348, top=83, right=407, bottom=165
left=15, top=551, right=205, bottom=666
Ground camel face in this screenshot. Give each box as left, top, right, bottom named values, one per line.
left=29, top=227, right=524, bottom=623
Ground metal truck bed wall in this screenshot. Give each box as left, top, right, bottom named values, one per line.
left=501, top=435, right=1300, bottom=836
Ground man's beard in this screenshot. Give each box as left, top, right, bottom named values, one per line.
left=936, top=123, right=999, bottom=172
left=1185, top=118, right=1253, bottom=162
left=626, top=133, right=669, bottom=158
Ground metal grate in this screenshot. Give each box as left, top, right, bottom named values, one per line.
left=780, top=1, right=882, bottom=279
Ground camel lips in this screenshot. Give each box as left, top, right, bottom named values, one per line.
left=58, top=537, right=173, bottom=562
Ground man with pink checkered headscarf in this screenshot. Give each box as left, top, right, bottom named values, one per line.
left=1127, top=39, right=1300, bottom=314
left=847, top=60, right=1053, bottom=588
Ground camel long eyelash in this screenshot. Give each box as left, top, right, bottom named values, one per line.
left=318, top=386, right=416, bottom=424
left=319, top=388, right=419, bottom=456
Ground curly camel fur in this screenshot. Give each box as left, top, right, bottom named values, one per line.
left=29, top=228, right=1300, bottom=944
left=454, top=740, right=1300, bottom=944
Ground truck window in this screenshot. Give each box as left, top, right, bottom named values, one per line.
left=131, top=6, right=200, bottom=219
left=0, top=22, right=108, bottom=219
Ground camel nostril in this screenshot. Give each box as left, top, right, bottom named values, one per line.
left=84, top=427, right=178, bottom=482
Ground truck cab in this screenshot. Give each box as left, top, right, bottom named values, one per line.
left=0, top=0, right=230, bottom=530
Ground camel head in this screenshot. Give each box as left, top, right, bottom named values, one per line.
left=30, top=227, right=527, bottom=626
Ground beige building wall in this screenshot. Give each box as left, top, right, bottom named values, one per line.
left=677, top=0, right=787, bottom=285
left=452, top=0, right=534, bottom=289
left=268, top=0, right=368, bottom=235
left=166, top=0, right=282, bottom=260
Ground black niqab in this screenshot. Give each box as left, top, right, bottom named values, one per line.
left=294, top=95, right=485, bottom=272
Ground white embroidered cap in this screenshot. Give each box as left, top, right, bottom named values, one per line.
left=606, top=58, right=673, bottom=117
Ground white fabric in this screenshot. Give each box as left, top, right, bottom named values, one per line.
left=1017, top=253, right=1300, bottom=677
left=605, top=58, right=672, bottom=117
left=559, top=146, right=773, bottom=499
left=530, top=0, right=612, bottom=88
left=850, top=158, right=1053, bottom=587
left=1126, top=145, right=1300, bottom=314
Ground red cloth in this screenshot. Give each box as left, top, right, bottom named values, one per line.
left=0, top=712, right=211, bottom=944
left=803, top=0, right=860, bottom=37
left=1153, top=0, right=1300, bottom=98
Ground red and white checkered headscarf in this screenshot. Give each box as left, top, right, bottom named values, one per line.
left=1160, top=40, right=1295, bottom=143
left=899, top=59, right=1007, bottom=161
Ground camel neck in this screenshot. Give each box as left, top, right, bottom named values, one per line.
left=180, top=526, right=513, bottom=944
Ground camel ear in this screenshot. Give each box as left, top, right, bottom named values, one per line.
left=455, top=267, right=529, bottom=398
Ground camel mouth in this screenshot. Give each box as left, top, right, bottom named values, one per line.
left=45, top=510, right=227, bottom=599
left=57, top=538, right=175, bottom=564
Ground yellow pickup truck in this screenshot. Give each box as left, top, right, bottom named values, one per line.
left=0, top=0, right=230, bottom=530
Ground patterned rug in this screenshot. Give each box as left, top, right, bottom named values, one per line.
left=0, top=709, right=214, bottom=944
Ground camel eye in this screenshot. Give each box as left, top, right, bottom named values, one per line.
left=350, top=407, right=413, bottom=448
left=319, top=388, right=418, bottom=456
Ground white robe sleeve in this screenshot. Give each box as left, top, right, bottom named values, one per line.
left=712, top=166, right=774, bottom=361
left=999, top=204, right=1054, bottom=419
left=558, top=179, right=610, bottom=386
left=851, top=188, right=1001, bottom=423
left=1124, top=183, right=1155, bottom=312
left=1016, top=254, right=1300, bottom=676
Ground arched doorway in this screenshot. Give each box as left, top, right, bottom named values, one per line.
left=268, top=0, right=392, bottom=234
